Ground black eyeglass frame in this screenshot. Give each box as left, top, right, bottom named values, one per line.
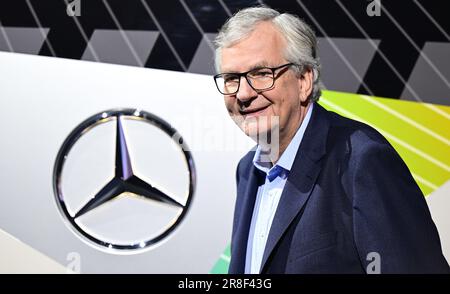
left=213, top=63, right=296, bottom=95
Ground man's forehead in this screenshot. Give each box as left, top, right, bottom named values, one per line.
left=220, top=22, right=286, bottom=73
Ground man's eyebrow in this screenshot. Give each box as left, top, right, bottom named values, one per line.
left=248, top=62, right=271, bottom=71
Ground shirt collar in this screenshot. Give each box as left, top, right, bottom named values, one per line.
left=252, top=103, right=314, bottom=175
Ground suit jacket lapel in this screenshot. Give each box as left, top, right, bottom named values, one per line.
left=228, top=163, right=264, bottom=274
left=260, top=103, right=330, bottom=273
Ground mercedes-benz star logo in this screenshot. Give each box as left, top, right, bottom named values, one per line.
left=53, top=109, right=195, bottom=253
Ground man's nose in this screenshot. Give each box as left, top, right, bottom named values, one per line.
left=236, top=76, right=258, bottom=102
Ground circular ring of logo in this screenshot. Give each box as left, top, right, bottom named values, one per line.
left=53, top=109, right=196, bottom=253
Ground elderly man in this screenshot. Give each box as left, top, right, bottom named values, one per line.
left=213, top=7, right=449, bottom=274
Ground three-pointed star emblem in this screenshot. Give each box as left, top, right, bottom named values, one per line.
left=53, top=109, right=195, bottom=252
left=74, top=117, right=184, bottom=218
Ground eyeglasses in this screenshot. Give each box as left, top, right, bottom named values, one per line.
left=213, top=63, right=296, bottom=95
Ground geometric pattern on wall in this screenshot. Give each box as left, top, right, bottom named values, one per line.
left=0, top=1, right=449, bottom=105
left=81, top=29, right=159, bottom=66
left=0, top=27, right=49, bottom=54
left=401, top=42, right=450, bottom=106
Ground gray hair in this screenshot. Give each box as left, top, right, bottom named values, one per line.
left=214, top=6, right=322, bottom=102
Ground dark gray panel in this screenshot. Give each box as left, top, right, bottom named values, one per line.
left=401, top=42, right=450, bottom=106
left=188, top=33, right=216, bottom=75
left=318, top=37, right=380, bottom=93
left=82, top=30, right=159, bottom=67
left=0, top=27, right=48, bottom=54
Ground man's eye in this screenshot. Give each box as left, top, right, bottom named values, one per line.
left=250, top=70, right=272, bottom=78
left=224, top=76, right=239, bottom=83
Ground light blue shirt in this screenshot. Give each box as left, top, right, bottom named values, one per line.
left=245, top=103, right=314, bottom=274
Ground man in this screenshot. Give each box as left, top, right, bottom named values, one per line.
left=213, top=7, right=449, bottom=274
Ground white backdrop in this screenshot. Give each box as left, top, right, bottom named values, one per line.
left=0, top=51, right=254, bottom=273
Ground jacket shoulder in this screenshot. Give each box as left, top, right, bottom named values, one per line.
left=325, top=109, right=393, bottom=152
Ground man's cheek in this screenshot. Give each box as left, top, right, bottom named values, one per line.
left=225, top=102, right=237, bottom=116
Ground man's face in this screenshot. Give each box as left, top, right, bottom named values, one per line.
left=220, top=21, right=312, bottom=143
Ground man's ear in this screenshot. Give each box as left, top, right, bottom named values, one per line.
left=298, top=68, right=313, bottom=102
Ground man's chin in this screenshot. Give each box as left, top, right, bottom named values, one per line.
left=231, top=114, right=280, bottom=143
left=242, top=123, right=279, bottom=147
left=242, top=124, right=269, bottom=140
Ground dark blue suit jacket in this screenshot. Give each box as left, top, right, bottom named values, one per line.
left=229, top=103, right=449, bottom=274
